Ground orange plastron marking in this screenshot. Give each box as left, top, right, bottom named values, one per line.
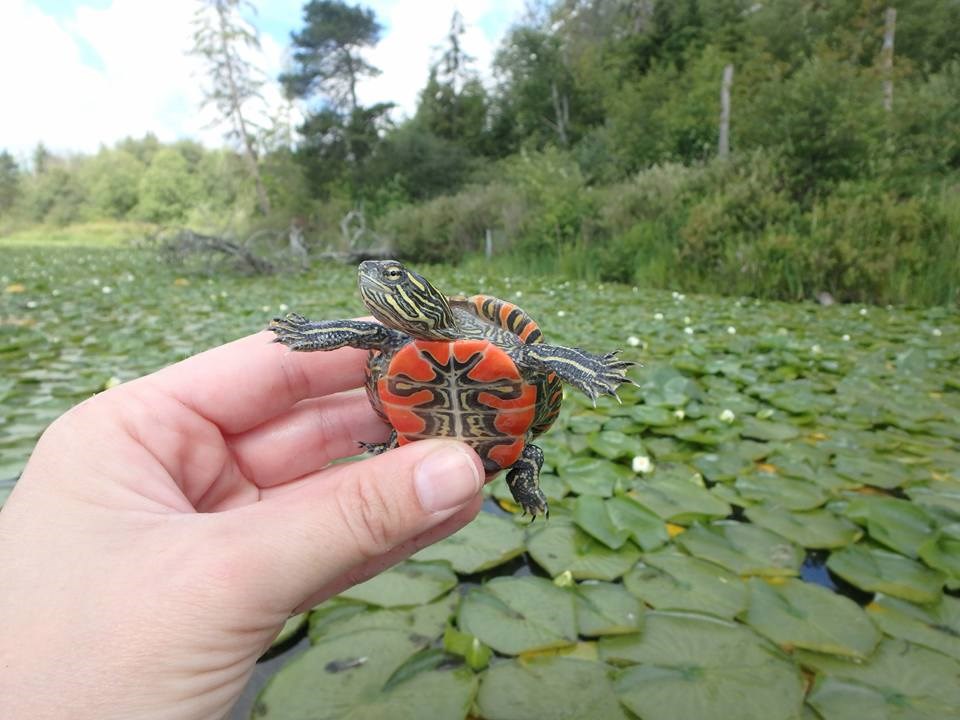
left=378, top=339, right=537, bottom=470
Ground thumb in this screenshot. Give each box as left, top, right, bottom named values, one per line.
left=242, top=439, right=485, bottom=613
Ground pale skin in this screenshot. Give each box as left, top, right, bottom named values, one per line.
left=0, top=331, right=485, bottom=720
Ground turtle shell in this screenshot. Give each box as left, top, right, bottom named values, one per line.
left=375, top=339, right=538, bottom=474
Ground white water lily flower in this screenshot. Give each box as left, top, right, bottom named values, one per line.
left=842, top=334, right=851, bottom=341
left=727, top=326, right=736, bottom=335
left=684, top=326, right=694, bottom=335
left=26, top=300, right=38, bottom=309
left=720, top=409, right=736, bottom=423
left=811, top=344, right=822, bottom=354
left=627, top=335, right=641, bottom=347
left=674, top=409, right=685, bottom=420
left=101, top=286, right=112, bottom=294
left=632, top=456, right=654, bottom=474
left=261, top=305, right=271, bottom=313
left=515, top=291, right=523, bottom=298
left=859, top=308, right=868, bottom=316
left=556, top=310, right=566, bottom=317
left=777, top=327, right=788, bottom=335
left=654, top=312, right=664, bottom=321
left=932, top=328, right=942, bottom=337
left=279, top=303, right=289, bottom=312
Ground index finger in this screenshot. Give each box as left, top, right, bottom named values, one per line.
left=146, top=330, right=369, bottom=434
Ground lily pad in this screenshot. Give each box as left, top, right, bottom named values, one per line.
left=587, top=429, right=644, bottom=460
left=457, top=576, right=576, bottom=655
left=800, top=639, right=960, bottom=719
left=309, top=595, right=458, bottom=644
left=270, top=613, right=308, bottom=649
left=527, top=520, right=640, bottom=580
left=733, top=472, right=827, bottom=510
left=918, top=523, right=960, bottom=586
left=843, top=496, right=937, bottom=558
left=252, top=628, right=477, bottom=720
left=865, top=594, right=960, bottom=661
left=414, top=512, right=526, bottom=573
left=556, top=457, right=630, bottom=497
left=476, top=657, right=628, bottom=720
left=575, top=582, right=645, bottom=637
left=743, top=578, right=881, bottom=658
left=628, top=466, right=731, bottom=523
left=833, top=454, right=909, bottom=490
left=826, top=544, right=945, bottom=604
left=339, top=561, right=458, bottom=607
left=570, top=495, right=631, bottom=549
left=603, top=611, right=804, bottom=720
left=745, top=505, right=861, bottom=549
left=623, top=549, right=748, bottom=619
left=605, top=495, right=670, bottom=551
left=674, top=521, right=802, bottom=577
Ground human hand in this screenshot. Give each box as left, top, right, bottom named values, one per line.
left=0, top=332, right=484, bottom=720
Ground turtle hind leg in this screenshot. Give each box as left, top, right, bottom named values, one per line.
left=506, top=444, right=548, bottom=520
left=514, top=344, right=637, bottom=405
left=359, top=429, right=398, bottom=456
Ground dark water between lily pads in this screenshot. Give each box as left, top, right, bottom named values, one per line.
left=3, top=246, right=960, bottom=720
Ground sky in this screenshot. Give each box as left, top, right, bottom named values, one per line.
left=0, top=0, right=525, bottom=161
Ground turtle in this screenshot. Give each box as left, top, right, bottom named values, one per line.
left=268, top=260, right=635, bottom=518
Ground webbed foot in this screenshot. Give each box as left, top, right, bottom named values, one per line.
left=506, top=444, right=548, bottom=520
left=359, top=430, right=399, bottom=455
left=516, top=344, right=637, bottom=405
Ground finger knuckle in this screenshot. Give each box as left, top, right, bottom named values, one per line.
left=337, top=477, right=399, bottom=559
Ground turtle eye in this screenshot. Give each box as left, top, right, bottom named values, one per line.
left=383, top=267, right=404, bottom=282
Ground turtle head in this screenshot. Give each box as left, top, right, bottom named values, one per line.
left=357, top=260, right=458, bottom=340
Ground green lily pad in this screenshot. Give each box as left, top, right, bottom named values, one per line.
left=414, top=512, right=526, bottom=573
left=733, top=472, right=827, bottom=510
left=443, top=625, right=492, bottom=671
left=843, top=496, right=937, bottom=558
left=476, top=657, right=629, bottom=720
left=339, top=561, right=458, bottom=607
left=457, top=576, right=576, bottom=655
left=743, top=578, right=881, bottom=658
left=270, top=613, right=308, bottom=649
left=575, top=582, right=645, bottom=637
left=603, top=611, right=804, bottom=720
left=745, top=505, right=861, bottom=549
left=800, top=639, right=960, bottom=719
left=571, top=495, right=631, bottom=549
left=605, top=495, right=670, bottom=551
left=557, top=457, right=630, bottom=497
left=826, top=544, right=945, bottom=604
left=740, top=417, right=801, bottom=442
left=309, top=595, right=458, bottom=644
left=623, top=549, right=748, bottom=619
left=252, top=628, right=477, bottom=720
left=918, top=523, right=960, bottom=586
left=630, top=405, right=678, bottom=427
left=833, top=454, right=908, bottom=490
left=527, top=520, right=640, bottom=580
left=587, top=429, right=644, bottom=460
left=866, top=594, right=960, bottom=661
left=674, top=521, right=802, bottom=577
left=629, top=466, right=731, bottom=523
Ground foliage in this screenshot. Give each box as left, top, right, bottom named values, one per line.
left=2, top=244, right=960, bottom=718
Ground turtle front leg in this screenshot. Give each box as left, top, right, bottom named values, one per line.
left=269, top=314, right=407, bottom=352
left=506, top=444, right=548, bottom=519
left=513, top=344, right=636, bottom=405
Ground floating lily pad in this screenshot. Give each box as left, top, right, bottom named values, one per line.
left=826, top=544, right=945, bottom=604
left=628, top=466, right=731, bottom=523
left=527, top=520, right=640, bottom=580
left=623, top=549, right=748, bottom=619
left=674, top=521, right=802, bottom=577
left=587, top=429, right=644, bottom=460
left=745, top=505, right=861, bottom=549
left=800, top=639, right=960, bottom=719
left=733, top=472, right=827, bottom=510
left=605, top=495, right=670, bottom=551
left=918, top=523, right=960, bottom=586
left=743, top=578, right=880, bottom=658
left=603, top=611, right=804, bottom=720
left=575, top=582, right=645, bottom=636
left=270, top=613, right=308, bottom=649
left=457, top=576, right=576, bottom=655
left=866, top=594, right=960, bottom=661
left=476, top=657, right=628, bottom=720
left=252, top=628, right=477, bottom=720
left=740, top=417, right=800, bottom=442
left=339, top=561, right=458, bottom=607
left=309, top=595, right=458, bottom=644
left=833, top=454, right=908, bottom=490
left=556, top=457, right=630, bottom=497
left=414, top=512, right=526, bottom=574
left=843, top=496, right=937, bottom=558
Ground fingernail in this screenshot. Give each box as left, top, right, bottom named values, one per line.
left=414, top=445, right=482, bottom=514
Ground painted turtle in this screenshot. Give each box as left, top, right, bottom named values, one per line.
left=268, top=260, right=634, bottom=518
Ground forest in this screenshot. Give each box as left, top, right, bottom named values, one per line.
left=2, top=0, right=959, bottom=306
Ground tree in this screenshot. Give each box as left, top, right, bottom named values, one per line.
left=281, top=0, right=382, bottom=113
left=0, top=151, right=20, bottom=215
left=137, top=148, right=200, bottom=223
left=282, top=0, right=390, bottom=199
left=191, top=0, right=271, bottom=215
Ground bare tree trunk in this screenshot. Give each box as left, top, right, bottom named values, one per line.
left=719, top=64, right=734, bottom=159
left=215, top=2, right=271, bottom=216
left=882, top=7, right=897, bottom=112
left=551, top=81, right=569, bottom=147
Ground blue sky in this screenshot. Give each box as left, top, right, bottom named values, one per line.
left=0, top=0, right=524, bottom=158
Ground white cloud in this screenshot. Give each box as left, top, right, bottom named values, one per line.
left=0, top=0, right=521, bottom=160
